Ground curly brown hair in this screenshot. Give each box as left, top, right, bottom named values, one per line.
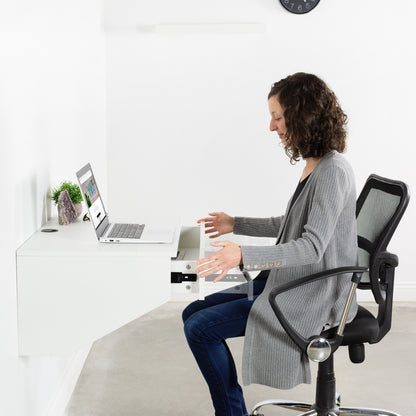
left=268, top=72, right=348, bottom=163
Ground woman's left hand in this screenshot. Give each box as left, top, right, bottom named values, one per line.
left=196, top=241, right=242, bottom=283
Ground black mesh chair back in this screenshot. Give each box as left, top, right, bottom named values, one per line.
left=355, top=174, right=410, bottom=343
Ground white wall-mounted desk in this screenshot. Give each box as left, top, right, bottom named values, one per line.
left=16, top=218, right=181, bottom=356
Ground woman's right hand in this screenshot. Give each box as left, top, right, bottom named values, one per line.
left=197, top=212, right=234, bottom=238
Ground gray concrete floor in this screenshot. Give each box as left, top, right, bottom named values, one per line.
left=65, top=302, right=416, bottom=416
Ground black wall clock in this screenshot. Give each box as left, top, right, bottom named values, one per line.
left=280, top=0, right=320, bottom=14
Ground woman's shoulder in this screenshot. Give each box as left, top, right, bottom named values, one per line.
left=318, top=151, right=353, bottom=175
left=313, top=151, right=355, bottom=189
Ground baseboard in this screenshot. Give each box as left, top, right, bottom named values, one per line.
left=44, top=344, right=92, bottom=416
left=357, top=283, right=416, bottom=303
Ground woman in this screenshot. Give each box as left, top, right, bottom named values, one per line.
left=182, top=72, right=358, bottom=416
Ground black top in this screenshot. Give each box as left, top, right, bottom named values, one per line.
left=289, top=175, right=310, bottom=212
left=254, top=174, right=310, bottom=281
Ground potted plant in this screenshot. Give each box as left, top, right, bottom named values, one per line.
left=49, top=181, right=83, bottom=224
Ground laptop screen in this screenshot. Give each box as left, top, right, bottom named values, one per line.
left=77, top=165, right=107, bottom=230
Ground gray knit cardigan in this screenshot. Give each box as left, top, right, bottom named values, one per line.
left=233, top=151, right=358, bottom=389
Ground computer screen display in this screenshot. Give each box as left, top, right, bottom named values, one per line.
left=78, top=169, right=106, bottom=229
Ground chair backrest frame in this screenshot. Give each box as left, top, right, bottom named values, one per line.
left=355, top=174, right=410, bottom=342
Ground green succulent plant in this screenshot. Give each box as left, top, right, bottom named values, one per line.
left=50, top=181, right=83, bottom=205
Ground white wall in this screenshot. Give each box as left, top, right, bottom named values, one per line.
left=0, top=1, right=414, bottom=412
left=0, top=1, right=105, bottom=414
left=104, top=0, right=416, bottom=299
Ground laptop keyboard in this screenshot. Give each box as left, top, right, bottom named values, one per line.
left=108, top=223, right=145, bottom=239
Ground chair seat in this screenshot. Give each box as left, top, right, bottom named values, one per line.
left=323, top=305, right=379, bottom=345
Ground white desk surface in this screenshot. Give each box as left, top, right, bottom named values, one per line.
left=16, top=216, right=182, bottom=355
left=17, top=217, right=181, bottom=258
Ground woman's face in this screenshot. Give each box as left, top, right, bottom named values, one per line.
left=268, top=95, right=287, bottom=146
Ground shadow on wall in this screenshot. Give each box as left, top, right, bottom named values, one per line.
left=14, top=164, right=51, bottom=245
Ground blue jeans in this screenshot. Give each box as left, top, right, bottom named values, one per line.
left=182, top=280, right=267, bottom=416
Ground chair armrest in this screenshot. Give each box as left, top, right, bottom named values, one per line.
left=268, top=266, right=368, bottom=353
left=377, top=251, right=398, bottom=268
left=371, top=251, right=398, bottom=341
left=370, top=251, right=398, bottom=304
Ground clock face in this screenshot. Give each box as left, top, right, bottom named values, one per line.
left=280, top=0, right=320, bottom=14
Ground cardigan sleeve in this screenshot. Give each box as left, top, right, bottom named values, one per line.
left=239, top=164, right=352, bottom=272
left=233, top=216, right=284, bottom=238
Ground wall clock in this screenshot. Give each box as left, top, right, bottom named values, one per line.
left=280, top=0, right=320, bottom=14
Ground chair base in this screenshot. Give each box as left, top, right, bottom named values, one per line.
left=249, top=399, right=401, bottom=416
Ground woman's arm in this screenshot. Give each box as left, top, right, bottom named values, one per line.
left=198, top=212, right=284, bottom=239
left=233, top=216, right=284, bottom=238
left=195, top=214, right=283, bottom=281
left=196, top=164, right=354, bottom=281
left=240, top=165, right=352, bottom=272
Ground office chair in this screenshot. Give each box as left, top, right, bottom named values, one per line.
left=249, top=174, right=410, bottom=416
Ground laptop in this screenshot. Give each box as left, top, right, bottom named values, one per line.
left=76, top=163, right=174, bottom=243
